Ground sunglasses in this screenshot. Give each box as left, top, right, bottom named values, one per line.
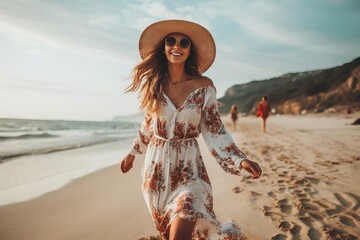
left=165, top=36, right=191, bottom=49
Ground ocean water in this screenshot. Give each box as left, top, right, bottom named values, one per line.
left=0, top=118, right=139, bottom=162
left=0, top=118, right=140, bottom=205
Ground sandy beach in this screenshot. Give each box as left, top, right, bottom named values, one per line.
left=0, top=114, right=359, bottom=240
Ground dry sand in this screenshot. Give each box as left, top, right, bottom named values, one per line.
left=0, top=114, right=359, bottom=240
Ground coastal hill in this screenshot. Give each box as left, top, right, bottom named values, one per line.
left=218, top=57, right=360, bottom=115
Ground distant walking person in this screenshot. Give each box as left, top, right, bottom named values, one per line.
left=230, top=104, right=239, bottom=130
left=256, top=96, right=271, bottom=133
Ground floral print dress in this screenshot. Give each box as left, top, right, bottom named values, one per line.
left=129, top=85, right=248, bottom=239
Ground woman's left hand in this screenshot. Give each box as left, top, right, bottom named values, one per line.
left=240, top=159, right=262, bottom=179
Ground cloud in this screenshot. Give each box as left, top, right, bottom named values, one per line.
left=1, top=0, right=358, bottom=63
left=26, top=48, right=54, bottom=59
left=0, top=1, right=140, bottom=64
left=192, top=0, right=360, bottom=55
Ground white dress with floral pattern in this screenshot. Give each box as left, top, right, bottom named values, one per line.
left=129, top=85, right=248, bottom=239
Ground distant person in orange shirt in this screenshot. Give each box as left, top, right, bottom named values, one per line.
left=256, top=96, right=271, bottom=133
left=230, top=104, right=239, bottom=130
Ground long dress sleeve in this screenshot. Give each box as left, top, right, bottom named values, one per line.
left=200, top=86, right=248, bottom=175
left=128, top=113, right=153, bottom=156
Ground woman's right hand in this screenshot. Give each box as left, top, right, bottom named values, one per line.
left=120, top=154, right=135, bottom=173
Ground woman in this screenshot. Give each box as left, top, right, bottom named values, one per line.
left=120, top=20, right=261, bottom=240
left=230, top=104, right=239, bottom=131
left=256, top=96, right=271, bottom=133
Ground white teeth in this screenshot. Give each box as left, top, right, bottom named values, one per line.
left=171, top=52, right=182, bottom=56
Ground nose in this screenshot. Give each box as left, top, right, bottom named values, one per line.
left=173, top=40, right=181, bottom=49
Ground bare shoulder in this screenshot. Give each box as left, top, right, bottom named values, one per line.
left=189, top=76, right=214, bottom=89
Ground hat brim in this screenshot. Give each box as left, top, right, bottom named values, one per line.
left=139, top=20, right=216, bottom=73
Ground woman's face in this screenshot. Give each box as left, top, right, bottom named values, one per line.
left=164, top=33, right=191, bottom=65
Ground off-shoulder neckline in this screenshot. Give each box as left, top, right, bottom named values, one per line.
left=162, top=85, right=215, bottom=111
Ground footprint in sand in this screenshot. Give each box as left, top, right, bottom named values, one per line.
left=335, top=192, right=360, bottom=211
left=271, top=167, right=279, bottom=172
left=292, top=177, right=311, bottom=186
left=337, top=215, right=358, bottom=227
left=345, top=160, right=355, bottom=164
left=278, top=220, right=291, bottom=231
left=261, top=205, right=273, bottom=216
left=232, top=186, right=243, bottom=194
left=313, top=199, right=338, bottom=212
left=306, top=210, right=324, bottom=220
left=289, top=223, right=302, bottom=236
left=276, top=153, right=291, bottom=163
left=296, top=192, right=308, bottom=198
left=288, top=186, right=296, bottom=191
left=262, top=205, right=271, bottom=211
left=268, top=191, right=277, bottom=198
left=303, top=187, right=317, bottom=194
left=299, top=216, right=313, bottom=227
left=250, top=191, right=262, bottom=199
left=305, top=203, right=320, bottom=211
left=270, top=233, right=287, bottom=240
left=323, top=226, right=358, bottom=240
left=348, top=212, right=360, bottom=222
left=306, top=177, right=320, bottom=184
left=295, top=166, right=306, bottom=172
left=294, top=198, right=320, bottom=213
left=275, top=199, right=293, bottom=214
left=308, top=228, right=322, bottom=240
left=276, top=222, right=301, bottom=239
left=289, top=175, right=297, bottom=181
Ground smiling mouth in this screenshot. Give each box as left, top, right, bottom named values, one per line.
left=170, top=52, right=183, bottom=56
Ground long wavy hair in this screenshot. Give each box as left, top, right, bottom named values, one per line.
left=125, top=35, right=202, bottom=116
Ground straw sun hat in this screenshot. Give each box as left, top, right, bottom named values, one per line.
left=139, top=19, right=216, bottom=73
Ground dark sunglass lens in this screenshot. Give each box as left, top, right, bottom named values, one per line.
left=165, top=37, right=176, bottom=46
left=180, top=39, right=190, bottom=48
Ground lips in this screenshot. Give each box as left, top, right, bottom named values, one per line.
left=170, top=52, right=183, bottom=56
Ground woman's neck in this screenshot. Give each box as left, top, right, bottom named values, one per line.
left=167, top=64, right=187, bottom=83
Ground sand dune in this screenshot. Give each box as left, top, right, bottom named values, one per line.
left=0, top=114, right=359, bottom=240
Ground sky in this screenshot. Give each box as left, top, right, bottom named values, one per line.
left=0, top=0, right=359, bottom=121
